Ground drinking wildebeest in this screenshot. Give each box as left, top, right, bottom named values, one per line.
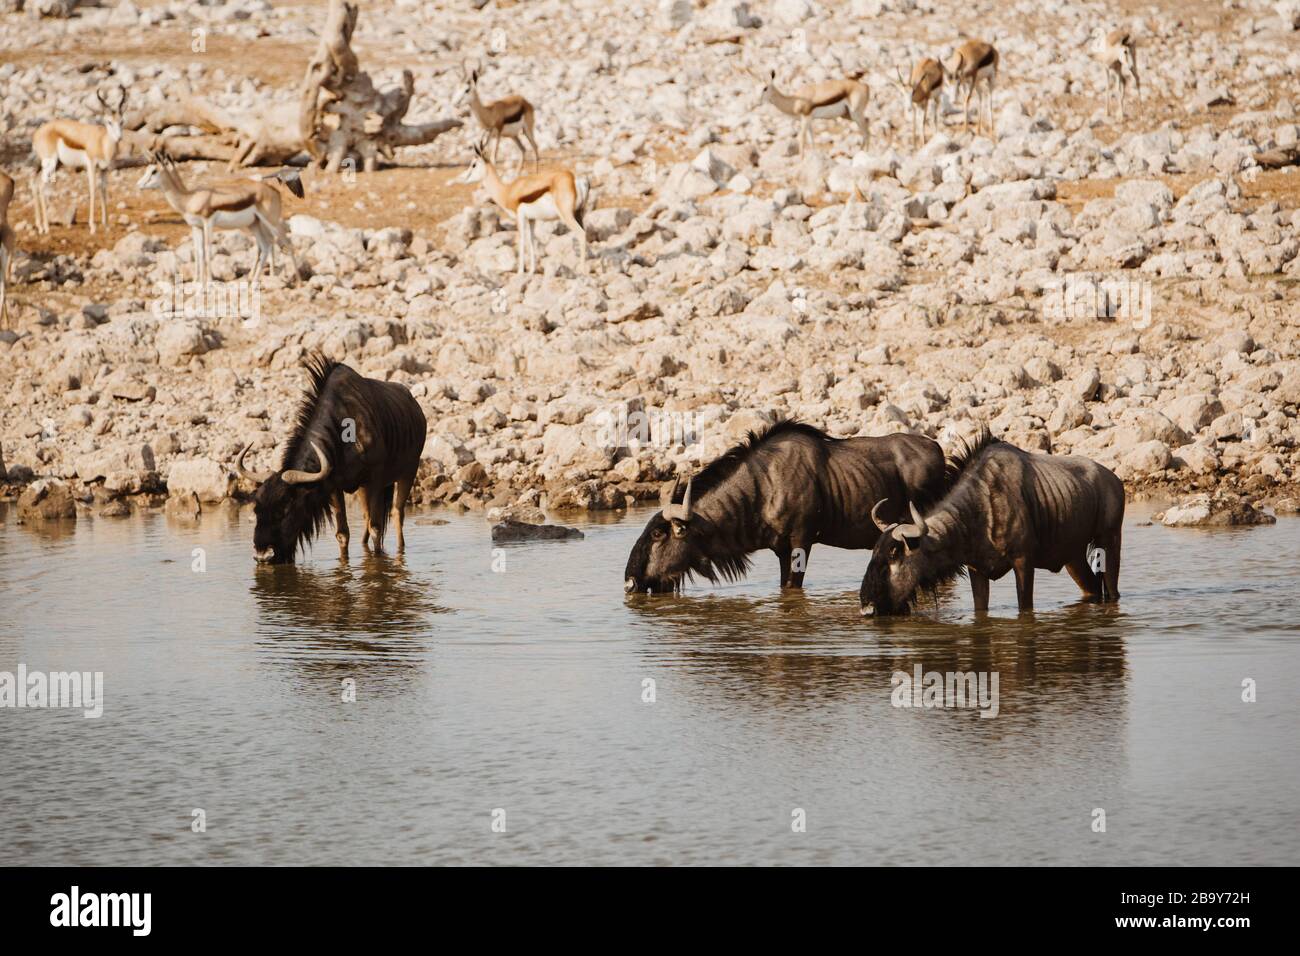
left=237, top=356, right=427, bottom=564
left=623, top=420, right=947, bottom=594
left=859, top=430, right=1124, bottom=616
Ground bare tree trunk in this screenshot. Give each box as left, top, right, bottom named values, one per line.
left=121, top=0, right=460, bottom=172
left=300, top=0, right=462, bottom=173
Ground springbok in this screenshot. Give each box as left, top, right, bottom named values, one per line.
left=750, top=68, right=871, bottom=157
left=455, top=137, right=589, bottom=275
left=894, top=58, right=944, bottom=147
left=32, top=88, right=124, bottom=235
left=136, top=152, right=303, bottom=287
left=1092, top=29, right=1140, bottom=120
left=458, top=62, right=540, bottom=170
left=1, top=171, right=15, bottom=328
left=943, top=39, right=999, bottom=137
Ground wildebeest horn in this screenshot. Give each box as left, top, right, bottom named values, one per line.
left=891, top=502, right=929, bottom=543
left=236, top=442, right=272, bottom=483
left=871, top=498, right=892, bottom=532
left=281, top=440, right=332, bottom=485
left=662, top=476, right=693, bottom=522
left=909, top=502, right=928, bottom=536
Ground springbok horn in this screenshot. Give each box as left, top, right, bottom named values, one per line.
left=871, top=498, right=891, bottom=533
left=281, top=440, right=332, bottom=485
left=236, top=443, right=272, bottom=483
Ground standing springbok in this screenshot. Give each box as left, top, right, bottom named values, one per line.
left=1092, top=29, right=1140, bottom=120
left=943, top=39, right=999, bottom=137
left=32, top=89, right=124, bottom=235
left=0, top=171, right=15, bottom=328
left=459, top=62, right=540, bottom=170
left=894, top=58, right=944, bottom=147
left=750, top=68, right=871, bottom=157
left=455, top=138, right=588, bottom=275
left=136, top=152, right=303, bottom=287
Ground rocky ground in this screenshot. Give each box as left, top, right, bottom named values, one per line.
left=3, top=0, right=1300, bottom=524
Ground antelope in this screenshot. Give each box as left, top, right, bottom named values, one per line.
left=943, top=39, right=999, bottom=137
left=458, top=62, right=539, bottom=170
left=136, top=152, right=304, bottom=288
left=32, top=89, right=125, bottom=235
left=1, top=171, right=15, bottom=328
left=750, top=68, right=871, bottom=157
left=1092, top=29, right=1141, bottom=120
left=455, top=137, right=588, bottom=275
left=894, top=58, right=944, bottom=147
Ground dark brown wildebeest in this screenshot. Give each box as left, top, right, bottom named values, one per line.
left=623, top=420, right=948, bottom=593
left=237, top=356, right=427, bottom=564
left=859, top=429, right=1125, bottom=615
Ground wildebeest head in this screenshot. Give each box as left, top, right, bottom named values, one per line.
left=624, top=478, right=731, bottom=594
left=859, top=499, right=928, bottom=616
left=239, top=440, right=334, bottom=564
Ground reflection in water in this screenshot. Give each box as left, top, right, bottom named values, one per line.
left=1, top=501, right=1297, bottom=865
left=249, top=551, right=450, bottom=687
left=626, top=590, right=1129, bottom=724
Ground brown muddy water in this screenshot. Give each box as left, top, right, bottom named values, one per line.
left=1, top=500, right=1298, bottom=865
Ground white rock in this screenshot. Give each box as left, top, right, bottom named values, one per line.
left=167, top=458, right=231, bottom=503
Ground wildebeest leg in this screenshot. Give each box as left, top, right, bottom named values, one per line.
left=391, top=476, right=413, bottom=553
left=332, top=489, right=349, bottom=555
left=789, top=542, right=809, bottom=588
left=1065, top=557, right=1102, bottom=601
left=968, top=568, right=990, bottom=612
left=356, top=486, right=375, bottom=550
left=1013, top=558, right=1035, bottom=611
left=1102, top=530, right=1122, bottom=601
left=776, top=549, right=792, bottom=588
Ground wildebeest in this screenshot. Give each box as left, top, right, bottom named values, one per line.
left=859, top=430, right=1124, bottom=616
left=237, top=356, right=427, bottom=564
left=623, top=420, right=948, bottom=594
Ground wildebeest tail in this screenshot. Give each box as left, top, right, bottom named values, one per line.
left=369, top=482, right=395, bottom=546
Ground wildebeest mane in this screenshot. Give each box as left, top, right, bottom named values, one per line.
left=282, top=352, right=341, bottom=468
left=671, top=418, right=834, bottom=504
left=943, top=425, right=998, bottom=488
